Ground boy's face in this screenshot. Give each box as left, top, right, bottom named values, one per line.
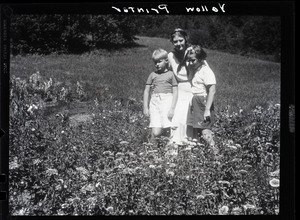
left=153, top=58, right=168, bottom=73
left=186, top=52, right=201, bottom=70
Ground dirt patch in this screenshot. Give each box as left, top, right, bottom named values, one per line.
left=69, top=114, right=93, bottom=127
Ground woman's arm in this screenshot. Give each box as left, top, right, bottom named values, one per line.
left=168, top=86, right=178, bottom=120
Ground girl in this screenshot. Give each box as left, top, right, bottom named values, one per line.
left=185, top=45, right=217, bottom=150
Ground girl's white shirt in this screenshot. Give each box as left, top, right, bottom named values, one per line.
left=191, top=64, right=216, bottom=95
left=168, top=49, right=210, bottom=82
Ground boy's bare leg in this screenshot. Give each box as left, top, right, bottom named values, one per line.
left=150, top=127, right=163, bottom=145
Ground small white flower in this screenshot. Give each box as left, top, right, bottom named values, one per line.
left=231, top=158, right=242, bottom=162
left=196, top=195, right=205, bottom=199
left=219, top=205, right=229, bottom=215
left=239, top=170, right=248, bottom=174
left=103, top=151, right=112, bottom=156
left=55, top=185, right=62, bottom=191
left=106, top=206, right=114, bottom=212
left=227, top=145, right=237, bottom=150
left=166, top=170, right=174, bottom=177
left=118, top=164, right=125, bottom=169
left=242, top=204, right=256, bottom=210
left=269, top=178, right=280, bottom=188
left=169, top=163, right=176, bottom=168
left=232, top=207, right=242, bottom=215
left=190, top=142, right=197, bottom=146
left=116, top=152, right=125, bottom=157
left=46, top=168, right=58, bottom=176
left=218, top=180, right=230, bottom=185
left=184, top=147, right=192, bottom=151
left=61, top=203, right=68, bottom=209
left=269, top=169, right=280, bottom=177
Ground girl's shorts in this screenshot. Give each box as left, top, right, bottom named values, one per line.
left=186, top=95, right=215, bottom=129
left=149, top=93, right=173, bottom=128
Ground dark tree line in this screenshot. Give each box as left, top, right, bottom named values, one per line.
left=10, top=14, right=139, bottom=55
left=10, top=14, right=280, bottom=61
left=134, top=15, right=281, bottom=60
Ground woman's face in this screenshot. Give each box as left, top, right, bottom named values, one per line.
left=172, top=35, right=187, bottom=53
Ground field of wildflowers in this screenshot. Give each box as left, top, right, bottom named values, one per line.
left=9, top=68, right=280, bottom=215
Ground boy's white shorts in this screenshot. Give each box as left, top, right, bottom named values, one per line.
left=149, top=93, right=173, bottom=128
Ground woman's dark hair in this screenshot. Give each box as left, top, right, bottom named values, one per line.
left=170, top=28, right=189, bottom=43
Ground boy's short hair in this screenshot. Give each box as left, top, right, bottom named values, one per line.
left=152, top=48, right=168, bottom=60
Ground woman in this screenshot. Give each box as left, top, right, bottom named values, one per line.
left=168, top=28, right=193, bottom=145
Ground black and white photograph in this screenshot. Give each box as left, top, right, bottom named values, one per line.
left=0, top=1, right=295, bottom=218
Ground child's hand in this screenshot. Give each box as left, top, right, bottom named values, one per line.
left=203, top=109, right=211, bottom=122
left=144, top=108, right=150, bottom=117
left=168, top=109, right=175, bottom=121
left=204, top=109, right=210, bottom=118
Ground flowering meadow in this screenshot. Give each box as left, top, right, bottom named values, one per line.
left=8, top=36, right=281, bottom=216
left=9, top=71, right=280, bottom=216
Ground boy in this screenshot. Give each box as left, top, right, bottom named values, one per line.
left=143, top=49, right=178, bottom=144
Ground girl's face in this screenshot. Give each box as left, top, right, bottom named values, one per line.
left=172, top=35, right=187, bottom=53
left=186, top=52, right=201, bottom=70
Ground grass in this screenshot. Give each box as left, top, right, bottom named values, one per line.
left=10, top=36, right=280, bottom=114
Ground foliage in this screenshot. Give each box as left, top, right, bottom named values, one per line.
left=10, top=14, right=139, bottom=55
left=10, top=14, right=280, bottom=61
left=134, top=15, right=281, bottom=62
left=9, top=72, right=280, bottom=215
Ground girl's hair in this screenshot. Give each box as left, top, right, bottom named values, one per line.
left=186, top=45, right=207, bottom=61
left=170, top=28, right=189, bottom=43
left=152, top=48, right=168, bottom=60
